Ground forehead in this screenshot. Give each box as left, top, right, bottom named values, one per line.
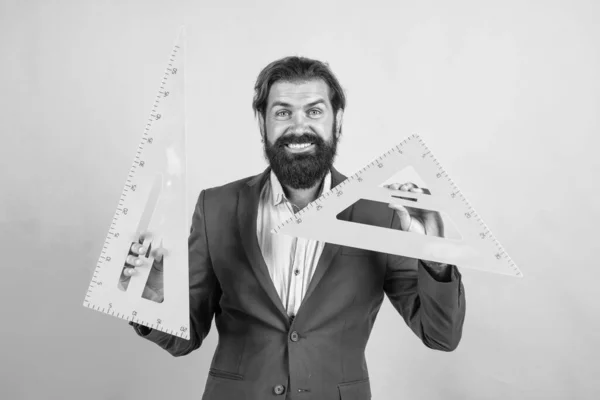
left=267, top=79, right=331, bottom=107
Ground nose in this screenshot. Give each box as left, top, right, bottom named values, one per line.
left=289, top=112, right=309, bottom=135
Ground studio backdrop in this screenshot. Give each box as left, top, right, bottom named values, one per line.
left=1, top=0, right=598, bottom=399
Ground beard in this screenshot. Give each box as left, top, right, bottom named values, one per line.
left=262, top=122, right=339, bottom=190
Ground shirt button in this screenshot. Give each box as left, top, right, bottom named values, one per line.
left=294, top=269, right=300, bottom=275
left=273, top=384, right=286, bottom=395
left=290, top=331, right=299, bottom=342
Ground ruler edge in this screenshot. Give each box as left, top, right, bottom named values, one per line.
left=83, top=26, right=192, bottom=339
left=84, top=300, right=191, bottom=340
left=273, top=133, right=522, bottom=277
left=414, top=134, right=520, bottom=274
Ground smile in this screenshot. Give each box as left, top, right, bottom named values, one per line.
left=285, top=143, right=315, bottom=153
left=286, top=143, right=313, bottom=149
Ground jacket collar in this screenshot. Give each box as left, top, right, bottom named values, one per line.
left=269, top=169, right=333, bottom=207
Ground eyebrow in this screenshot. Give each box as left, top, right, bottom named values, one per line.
left=269, top=99, right=327, bottom=110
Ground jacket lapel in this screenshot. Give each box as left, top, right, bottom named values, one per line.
left=298, top=167, right=350, bottom=310
left=237, top=166, right=352, bottom=322
left=237, top=167, right=289, bottom=320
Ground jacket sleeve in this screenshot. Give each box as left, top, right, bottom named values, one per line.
left=383, top=212, right=466, bottom=352
left=129, top=189, right=222, bottom=356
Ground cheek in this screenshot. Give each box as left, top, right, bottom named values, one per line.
left=317, top=114, right=335, bottom=131
left=266, top=121, right=286, bottom=141
left=316, top=120, right=336, bottom=138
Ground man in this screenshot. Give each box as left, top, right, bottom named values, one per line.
left=122, top=56, right=466, bottom=400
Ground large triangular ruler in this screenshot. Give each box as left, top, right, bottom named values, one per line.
left=83, top=27, right=191, bottom=338
left=273, top=134, right=522, bottom=277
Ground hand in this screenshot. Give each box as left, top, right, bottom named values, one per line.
left=385, top=182, right=445, bottom=238
left=118, top=231, right=167, bottom=303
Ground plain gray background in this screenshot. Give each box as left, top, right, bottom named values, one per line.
left=1, top=0, right=599, bottom=399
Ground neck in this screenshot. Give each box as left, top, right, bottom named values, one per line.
left=282, top=179, right=324, bottom=210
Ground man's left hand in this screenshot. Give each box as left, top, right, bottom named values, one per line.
left=385, top=182, right=453, bottom=280
left=385, top=182, right=445, bottom=238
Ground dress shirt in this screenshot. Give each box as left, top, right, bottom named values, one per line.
left=256, top=170, right=332, bottom=318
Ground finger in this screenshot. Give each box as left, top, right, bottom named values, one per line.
left=388, top=203, right=412, bottom=230
left=386, top=182, right=417, bottom=191
left=400, top=182, right=418, bottom=191
left=130, top=242, right=147, bottom=256
left=123, top=267, right=136, bottom=277
left=126, top=255, right=145, bottom=267
left=385, top=183, right=401, bottom=190
left=409, top=187, right=424, bottom=194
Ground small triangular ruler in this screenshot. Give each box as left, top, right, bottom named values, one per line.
left=273, top=134, right=522, bottom=277
left=83, top=27, right=191, bottom=338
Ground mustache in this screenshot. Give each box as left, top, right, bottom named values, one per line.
left=275, top=133, right=322, bottom=147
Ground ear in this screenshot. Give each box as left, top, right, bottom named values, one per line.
left=257, top=113, right=265, bottom=138
left=335, top=109, right=344, bottom=138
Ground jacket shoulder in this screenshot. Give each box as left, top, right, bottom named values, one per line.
left=208, top=173, right=258, bottom=192
left=199, top=172, right=263, bottom=206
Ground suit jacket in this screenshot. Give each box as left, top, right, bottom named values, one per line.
left=132, top=166, right=466, bottom=400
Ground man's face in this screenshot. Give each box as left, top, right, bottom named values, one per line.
left=260, top=79, right=342, bottom=190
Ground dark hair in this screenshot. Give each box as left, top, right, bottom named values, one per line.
left=252, top=56, right=346, bottom=120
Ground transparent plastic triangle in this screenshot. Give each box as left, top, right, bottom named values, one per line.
left=83, top=27, right=191, bottom=338
left=274, top=134, right=522, bottom=277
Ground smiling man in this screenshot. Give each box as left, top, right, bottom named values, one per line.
left=259, top=78, right=341, bottom=207
left=124, top=56, right=466, bottom=400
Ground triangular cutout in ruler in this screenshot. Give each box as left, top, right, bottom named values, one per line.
left=83, top=27, right=191, bottom=338
left=381, top=165, right=430, bottom=191
left=273, top=134, right=522, bottom=277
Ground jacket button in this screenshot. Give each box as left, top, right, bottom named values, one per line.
left=290, top=331, right=299, bottom=342
left=273, top=384, right=286, bottom=395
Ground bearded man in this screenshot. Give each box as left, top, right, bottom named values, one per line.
left=123, top=56, right=466, bottom=400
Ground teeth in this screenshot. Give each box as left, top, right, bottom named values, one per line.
left=287, top=143, right=312, bottom=149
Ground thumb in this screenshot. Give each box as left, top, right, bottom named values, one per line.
left=385, top=184, right=412, bottom=230
left=151, top=240, right=168, bottom=270
left=388, top=202, right=412, bottom=230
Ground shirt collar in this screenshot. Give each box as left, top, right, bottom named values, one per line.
left=270, top=169, right=332, bottom=206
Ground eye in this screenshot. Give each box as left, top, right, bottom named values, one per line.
left=308, top=109, right=322, bottom=116
left=275, top=110, right=290, bottom=117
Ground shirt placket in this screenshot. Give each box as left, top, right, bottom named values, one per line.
left=291, top=240, right=305, bottom=316
left=285, top=200, right=308, bottom=316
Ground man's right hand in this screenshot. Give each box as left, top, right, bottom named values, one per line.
left=118, top=231, right=167, bottom=303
